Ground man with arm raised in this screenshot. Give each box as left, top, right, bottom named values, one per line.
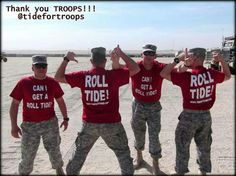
left=160, top=48, right=231, bottom=175
left=54, top=45, right=140, bottom=175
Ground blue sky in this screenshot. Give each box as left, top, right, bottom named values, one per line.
left=1, top=1, right=235, bottom=51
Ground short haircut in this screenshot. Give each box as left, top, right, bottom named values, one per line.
left=189, top=48, right=206, bottom=60
left=91, top=47, right=106, bottom=65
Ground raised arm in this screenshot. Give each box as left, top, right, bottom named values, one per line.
left=110, top=50, right=125, bottom=69
left=160, top=51, right=186, bottom=81
left=160, top=62, right=177, bottom=81
left=54, top=51, right=77, bottom=83
left=212, top=51, right=231, bottom=81
left=113, top=45, right=140, bottom=76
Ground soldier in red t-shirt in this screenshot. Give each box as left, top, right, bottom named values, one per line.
left=9, top=55, right=69, bottom=175
left=114, top=44, right=167, bottom=174
left=54, top=46, right=140, bottom=175
left=130, top=44, right=167, bottom=174
left=160, top=48, right=231, bottom=175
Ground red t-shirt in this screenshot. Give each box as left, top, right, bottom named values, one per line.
left=65, top=67, right=129, bottom=123
left=131, top=60, right=166, bottom=102
left=10, top=76, right=64, bottom=122
left=171, top=66, right=225, bottom=110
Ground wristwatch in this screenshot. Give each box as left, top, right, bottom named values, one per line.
left=174, top=57, right=180, bottom=64
left=63, top=56, right=70, bottom=62
left=63, top=117, right=69, bottom=121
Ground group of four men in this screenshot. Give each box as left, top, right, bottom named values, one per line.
left=9, top=44, right=231, bottom=175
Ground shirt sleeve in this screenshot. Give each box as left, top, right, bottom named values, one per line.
left=111, top=69, right=129, bottom=87
left=10, top=79, right=23, bottom=101
left=211, top=69, right=225, bottom=84
left=65, top=71, right=84, bottom=88
left=171, top=71, right=187, bottom=86
left=53, top=80, right=64, bottom=99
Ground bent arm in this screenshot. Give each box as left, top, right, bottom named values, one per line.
left=120, top=51, right=140, bottom=76
left=110, top=50, right=125, bottom=69
left=54, top=60, right=68, bottom=83
left=212, top=52, right=231, bottom=81
left=160, top=61, right=177, bottom=81
left=111, top=59, right=125, bottom=70
left=114, top=46, right=140, bottom=76
left=220, top=59, right=231, bottom=81
left=55, top=51, right=77, bottom=83
left=161, top=51, right=186, bottom=81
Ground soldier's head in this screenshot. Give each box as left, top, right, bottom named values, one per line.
left=90, top=47, right=107, bottom=68
left=184, top=48, right=206, bottom=67
left=32, top=55, right=48, bottom=79
left=141, top=44, right=157, bottom=62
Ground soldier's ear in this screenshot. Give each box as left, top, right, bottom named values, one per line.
left=141, top=53, right=144, bottom=58
left=90, top=59, right=95, bottom=66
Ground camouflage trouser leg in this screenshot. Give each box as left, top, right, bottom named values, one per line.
left=147, top=109, right=162, bottom=159
left=131, top=100, right=146, bottom=151
left=131, top=100, right=162, bottom=159
left=66, top=122, right=99, bottom=175
left=194, top=114, right=212, bottom=173
left=19, top=117, right=63, bottom=174
left=19, top=128, right=40, bottom=175
left=66, top=122, right=133, bottom=175
left=41, top=118, right=63, bottom=169
left=175, top=111, right=212, bottom=174
left=101, top=123, right=134, bottom=175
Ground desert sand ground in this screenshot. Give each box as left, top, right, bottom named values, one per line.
left=1, top=56, right=235, bottom=175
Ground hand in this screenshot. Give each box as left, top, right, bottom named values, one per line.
left=110, top=50, right=121, bottom=69
left=113, top=44, right=123, bottom=57
left=110, top=50, right=120, bottom=62
left=212, top=51, right=224, bottom=62
left=65, top=51, right=78, bottom=63
left=176, top=48, right=187, bottom=61
left=11, top=126, right=22, bottom=138
left=60, top=120, right=68, bottom=131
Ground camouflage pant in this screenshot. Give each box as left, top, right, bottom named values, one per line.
left=19, top=117, right=63, bottom=175
left=175, top=110, right=212, bottom=174
left=66, top=122, right=134, bottom=175
left=131, top=99, right=162, bottom=159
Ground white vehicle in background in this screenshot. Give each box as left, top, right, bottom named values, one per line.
left=206, top=36, right=235, bottom=74
left=222, top=36, right=235, bottom=63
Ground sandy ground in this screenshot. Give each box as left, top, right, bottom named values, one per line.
left=1, top=57, right=235, bottom=175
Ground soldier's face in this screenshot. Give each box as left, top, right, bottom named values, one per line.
left=32, top=64, right=48, bottom=79
left=142, top=51, right=156, bottom=63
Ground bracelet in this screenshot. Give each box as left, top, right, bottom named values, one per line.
left=63, top=57, right=70, bottom=62
left=63, top=117, right=69, bottom=121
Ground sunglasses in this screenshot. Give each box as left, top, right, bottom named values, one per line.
left=34, top=64, right=48, bottom=69
left=143, top=51, right=156, bottom=56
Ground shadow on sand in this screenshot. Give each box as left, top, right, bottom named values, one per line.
left=134, top=160, right=167, bottom=175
